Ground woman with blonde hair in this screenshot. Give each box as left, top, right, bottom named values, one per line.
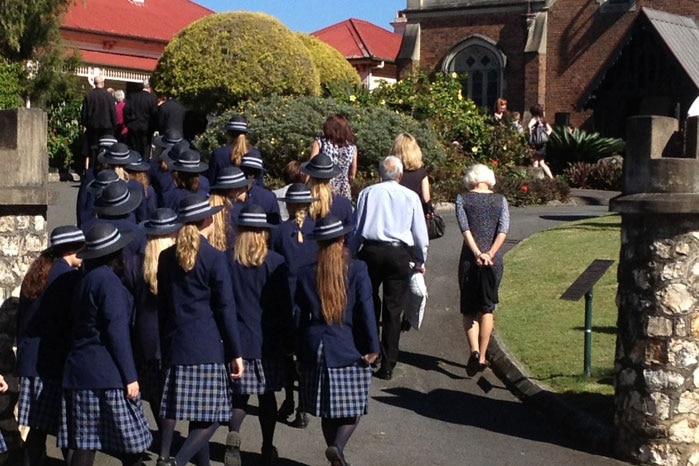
left=301, top=154, right=353, bottom=228
left=208, top=114, right=263, bottom=187
left=225, top=204, right=294, bottom=466
left=455, top=164, right=509, bottom=376
left=156, top=194, right=243, bottom=466
left=294, top=215, right=379, bottom=466
left=124, top=153, right=157, bottom=224
left=97, top=142, right=140, bottom=182
left=208, top=166, right=253, bottom=252
left=392, top=133, right=431, bottom=214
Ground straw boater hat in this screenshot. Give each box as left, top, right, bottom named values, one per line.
left=77, top=223, right=134, bottom=260
left=45, top=225, right=85, bottom=252
left=278, top=183, right=318, bottom=204
left=176, top=193, right=224, bottom=224
left=300, top=153, right=341, bottom=179
left=165, top=149, right=208, bottom=174
left=210, top=166, right=253, bottom=191
left=234, top=204, right=274, bottom=229
left=97, top=142, right=140, bottom=166
left=306, top=215, right=353, bottom=241
left=225, top=114, right=248, bottom=133
left=140, top=208, right=182, bottom=236
left=93, top=180, right=143, bottom=217
left=86, top=169, right=119, bottom=196
left=153, top=128, right=184, bottom=149
left=240, top=152, right=264, bottom=173
left=124, top=152, right=150, bottom=172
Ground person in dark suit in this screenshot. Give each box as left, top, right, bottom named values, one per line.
left=294, top=215, right=379, bottom=466
left=59, top=223, right=152, bottom=466
left=226, top=204, right=294, bottom=466
left=80, top=75, right=117, bottom=171
left=16, top=226, right=84, bottom=466
left=156, top=94, right=186, bottom=135
left=156, top=194, right=243, bottom=466
left=124, top=79, right=158, bottom=159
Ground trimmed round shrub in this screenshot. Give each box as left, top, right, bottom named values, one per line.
left=195, top=96, right=447, bottom=193
left=152, top=12, right=321, bottom=111
left=296, top=33, right=361, bottom=97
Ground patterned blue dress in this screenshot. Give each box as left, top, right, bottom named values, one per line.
left=455, top=192, right=510, bottom=314
left=317, top=137, right=356, bottom=200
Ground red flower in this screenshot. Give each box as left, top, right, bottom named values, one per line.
left=521, top=185, right=529, bottom=193
left=491, top=159, right=499, bottom=166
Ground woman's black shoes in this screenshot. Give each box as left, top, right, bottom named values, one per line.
left=466, top=351, right=480, bottom=376
left=277, top=398, right=295, bottom=421
left=291, top=409, right=309, bottom=428
left=325, top=446, right=349, bottom=466
left=156, top=458, right=176, bottom=466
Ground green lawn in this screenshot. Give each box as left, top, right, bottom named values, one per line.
left=497, top=214, right=621, bottom=423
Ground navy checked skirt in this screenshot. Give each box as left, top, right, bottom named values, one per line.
left=160, top=363, right=231, bottom=422
left=58, top=389, right=152, bottom=453
left=300, top=343, right=372, bottom=418
left=18, top=377, right=62, bottom=434
left=230, top=358, right=285, bottom=395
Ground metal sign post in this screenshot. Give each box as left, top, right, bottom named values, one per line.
left=560, top=259, right=615, bottom=377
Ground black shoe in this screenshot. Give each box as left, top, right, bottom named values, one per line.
left=156, top=457, right=177, bottom=466
left=375, top=365, right=393, bottom=380
left=261, top=445, right=279, bottom=466
left=325, top=446, right=349, bottom=466
left=277, top=398, right=294, bottom=421
left=290, top=410, right=308, bottom=428
left=478, top=360, right=490, bottom=372
left=224, top=431, right=242, bottom=466
left=401, top=319, right=412, bottom=332
left=370, top=354, right=382, bottom=369
left=466, top=351, right=480, bottom=376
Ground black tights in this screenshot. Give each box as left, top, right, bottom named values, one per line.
left=23, top=429, right=72, bottom=466
left=229, top=392, right=278, bottom=448
left=159, top=419, right=219, bottom=466
left=70, top=450, right=142, bottom=466
left=321, top=417, right=360, bottom=454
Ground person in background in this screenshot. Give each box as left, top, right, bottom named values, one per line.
left=124, top=153, right=157, bottom=224
left=161, top=149, right=210, bottom=211
left=392, top=133, right=431, bottom=214
left=80, top=74, right=116, bottom=171
left=240, top=153, right=280, bottom=224
left=527, top=103, right=554, bottom=179
left=156, top=93, right=186, bottom=136
left=17, top=226, right=84, bottom=466
left=125, top=79, right=158, bottom=159
left=226, top=204, right=294, bottom=466
left=208, top=114, right=263, bottom=187
left=156, top=194, right=243, bottom=466
left=301, top=154, right=353, bottom=229
left=208, top=166, right=253, bottom=252
left=455, top=164, right=509, bottom=376
left=309, top=114, right=357, bottom=200
left=114, top=90, right=127, bottom=143
left=273, top=161, right=308, bottom=222
left=493, top=97, right=509, bottom=125
left=59, top=223, right=152, bottom=466
left=511, top=111, right=524, bottom=134
left=294, top=215, right=379, bottom=466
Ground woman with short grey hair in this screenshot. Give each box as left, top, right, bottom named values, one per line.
left=455, top=164, right=509, bottom=376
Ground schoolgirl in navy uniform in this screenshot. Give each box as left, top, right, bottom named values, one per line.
left=156, top=194, right=243, bottom=466
left=301, top=154, right=354, bottom=229
left=75, top=136, right=117, bottom=227
left=59, top=223, right=152, bottom=466
left=208, top=166, right=253, bottom=252
left=124, top=152, right=157, bottom=224
left=294, top=215, right=380, bottom=466
left=207, top=114, right=263, bottom=187
left=122, top=209, right=181, bottom=431
left=17, top=226, right=84, bottom=466
left=161, top=149, right=210, bottom=212
left=240, top=153, right=280, bottom=224
left=76, top=168, right=119, bottom=228
left=226, top=204, right=294, bottom=466
left=271, top=183, right=318, bottom=428
left=149, top=130, right=184, bottom=207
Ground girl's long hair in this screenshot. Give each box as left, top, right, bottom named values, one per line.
left=316, top=238, right=348, bottom=325
left=209, top=193, right=231, bottom=252
left=233, top=228, right=269, bottom=267
left=228, top=133, right=249, bottom=166
left=308, top=178, right=332, bottom=219
left=288, top=203, right=309, bottom=243
left=143, top=236, right=175, bottom=295
left=173, top=171, right=200, bottom=192
left=20, top=250, right=55, bottom=300
left=112, top=165, right=129, bottom=181
left=176, top=224, right=201, bottom=272
left=127, top=171, right=151, bottom=197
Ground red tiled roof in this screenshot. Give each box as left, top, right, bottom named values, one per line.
left=78, top=49, right=159, bottom=70
left=311, top=18, right=402, bottom=62
left=61, top=0, right=213, bottom=42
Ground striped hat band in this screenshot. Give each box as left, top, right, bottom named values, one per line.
left=315, top=219, right=344, bottom=235
left=179, top=199, right=211, bottom=217
left=241, top=157, right=263, bottom=170
left=149, top=212, right=178, bottom=227
left=86, top=228, right=122, bottom=251
left=239, top=212, right=268, bottom=224
left=217, top=172, right=247, bottom=184
left=226, top=121, right=248, bottom=132
left=50, top=230, right=85, bottom=247
left=174, top=157, right=201, bottom=168
left=103, top=187, right=132, bottom=207
left=285, top=190, right=313, bottom=201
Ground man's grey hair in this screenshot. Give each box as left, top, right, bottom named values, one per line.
left=379, top=156, right=403, bottom=181
left=143, top=78, right=151, bottom=89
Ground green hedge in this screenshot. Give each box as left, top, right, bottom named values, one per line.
left=296, top=33, right=361, bottom=97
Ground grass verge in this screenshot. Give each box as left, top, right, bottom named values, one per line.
left=497, top=214, right=621, bottom=425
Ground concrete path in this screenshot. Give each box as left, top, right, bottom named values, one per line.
left=44, top=182, right=629, bottom=466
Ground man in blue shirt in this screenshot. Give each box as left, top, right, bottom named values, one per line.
left=353, top=156, right=428, bottom=380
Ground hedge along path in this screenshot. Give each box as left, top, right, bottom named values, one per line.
left=496, top=214, right=621, bottom=395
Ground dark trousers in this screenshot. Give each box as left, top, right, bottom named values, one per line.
left=358, top=242, right=412, bottom=369
left=127, top=127, right=151, bottom=159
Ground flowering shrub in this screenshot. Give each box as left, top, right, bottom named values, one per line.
left=563, top=158, right=622, bottom=190
left=495, top=175, right=570, bottom=207
left=47, top=98, right=82, bottom=171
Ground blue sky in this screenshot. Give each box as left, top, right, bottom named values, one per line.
left=197, top=0, right=406, bottom=33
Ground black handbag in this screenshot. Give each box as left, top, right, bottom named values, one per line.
left=426, top=212, right=445, bottom=240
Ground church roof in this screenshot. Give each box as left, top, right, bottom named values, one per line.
left=311, top=18, right=402, bottom=62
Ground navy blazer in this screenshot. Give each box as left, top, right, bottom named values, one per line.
left=16, top=260, right=79, bottom=378
left=157, top=238, right=241, bottom=366
left=294, top=259, right=379, bottom=368
left=161, top=176, right=210, bottom=211
left=246, top=184, right=280, bottom=224
left=229, top=251, right=294, bottom=360
left=330, top=194, right=354, bottom=228
left=76, top=168, right=97, bottom=228
left=149, top=160, right=175, bottom=207
left=63, top=265, right=138, bottom=389
left=207, top=145, right=264, bottom=187
left=270, top=217, right=318, bottom=297
left=123, top=252, right=160, bottom=362
left=128, top=179, right=157, bottom=224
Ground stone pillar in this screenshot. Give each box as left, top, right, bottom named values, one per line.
left=610, top=115, right=699, bottom=465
